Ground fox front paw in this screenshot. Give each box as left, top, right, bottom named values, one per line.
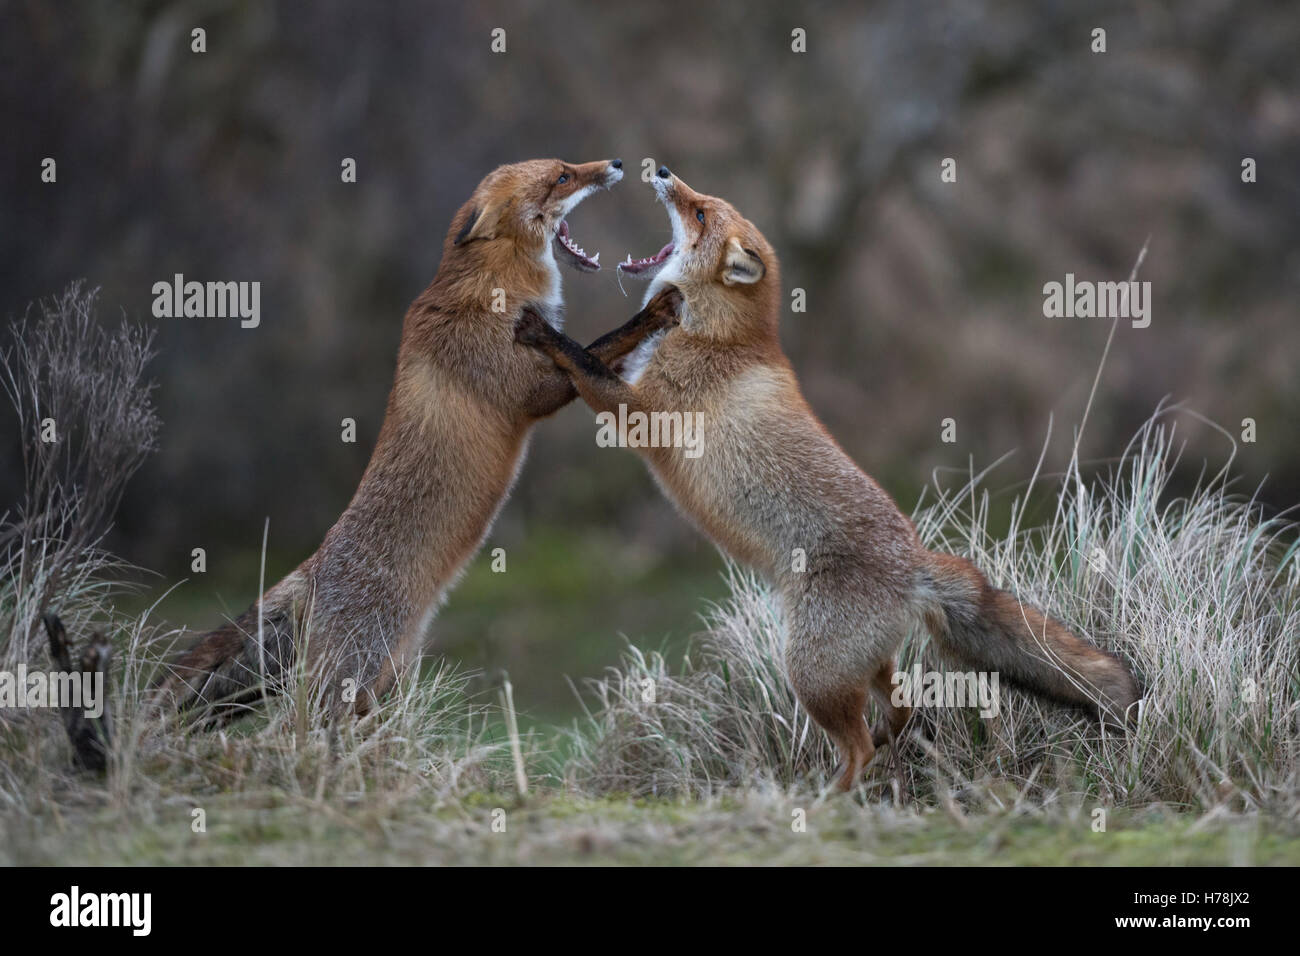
left=514, top=307, right=556, bottom=349
left=644, top=285, right=684, bottom=327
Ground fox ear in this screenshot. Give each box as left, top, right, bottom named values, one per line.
left=454, top=203, right=497, bottom=245
left=722, top=237, right=765, bottom=285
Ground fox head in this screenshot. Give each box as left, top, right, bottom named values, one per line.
left=447, top=158, right=623, bottom=274
left=618, top=166, right=779, bottom=337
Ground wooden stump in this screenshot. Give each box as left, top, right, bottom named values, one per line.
left=42, top=612, right=113, bottom=772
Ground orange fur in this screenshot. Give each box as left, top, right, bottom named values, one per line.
left=519, top=169, right=1141, bottom=791
left=156, top=158, right=684, bottom=721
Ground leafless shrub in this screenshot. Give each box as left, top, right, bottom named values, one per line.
left=0, top=281, right=160, bottom=664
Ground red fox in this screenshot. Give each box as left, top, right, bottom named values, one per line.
left=158, top=158, right=682, bottom=719
left=516, top=166, right=1142, bottom=791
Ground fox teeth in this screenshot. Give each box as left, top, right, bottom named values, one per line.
left=590, top=252, right=599, bottom=264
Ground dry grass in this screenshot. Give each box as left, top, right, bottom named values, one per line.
left=3, top=284, right=1298, bottom=863
left=0, top=285, right=513, bottom=838
left=565, top=409, right=1300, bottom=813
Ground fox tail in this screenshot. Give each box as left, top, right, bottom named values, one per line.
left=917, top=551, right=1140, bottom=726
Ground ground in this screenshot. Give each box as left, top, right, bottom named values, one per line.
left=6, top=792, right=1298, bottom=866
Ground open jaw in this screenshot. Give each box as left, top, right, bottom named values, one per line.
left=554, top=219, right=602, bottom=272
left=615, top=241, right=675, bottom=280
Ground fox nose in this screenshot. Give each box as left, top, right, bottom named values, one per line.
left=657, top=165, right=671, bottom=179
left=610, top=159, right=623, bottom=169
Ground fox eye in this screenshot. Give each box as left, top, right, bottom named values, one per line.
left=696, top=209, right=705, bottom=224
left=556, top=173, right=569, bottom=184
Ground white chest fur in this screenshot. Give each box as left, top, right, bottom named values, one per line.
left=621, top=329, right=665, bottom=384
left=537, top=242, right=565, bottom=330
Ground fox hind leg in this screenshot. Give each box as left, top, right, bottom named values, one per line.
left=869, top=659, right=912, bottom=748
left=788, top=666, right=875, bottom=792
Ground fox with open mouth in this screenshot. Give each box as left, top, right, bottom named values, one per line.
left=517, top=166, right=1142, bottom=791
left=156, top=158, right=682, bottom=721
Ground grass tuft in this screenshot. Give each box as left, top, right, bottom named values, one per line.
left=565, top=409, right=1300, bottom=812
left=3, top=285, right=1296, bottom=862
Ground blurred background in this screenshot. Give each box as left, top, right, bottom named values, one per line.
left=3, top=0, right=1297, bottom=724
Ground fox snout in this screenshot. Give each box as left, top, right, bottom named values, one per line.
left=572, top=158, right=623, bottom=190
left=653, top=165, right=675, bottom=198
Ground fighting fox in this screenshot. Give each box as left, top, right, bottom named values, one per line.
left=516, top=166, right=1142, bottom=791
left=156, top=158, right=680, bottom=719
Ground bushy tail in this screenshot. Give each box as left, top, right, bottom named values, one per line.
left=151, top=599, right=298, bottom=721
left=918, top=552, right=1140, bottom=726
